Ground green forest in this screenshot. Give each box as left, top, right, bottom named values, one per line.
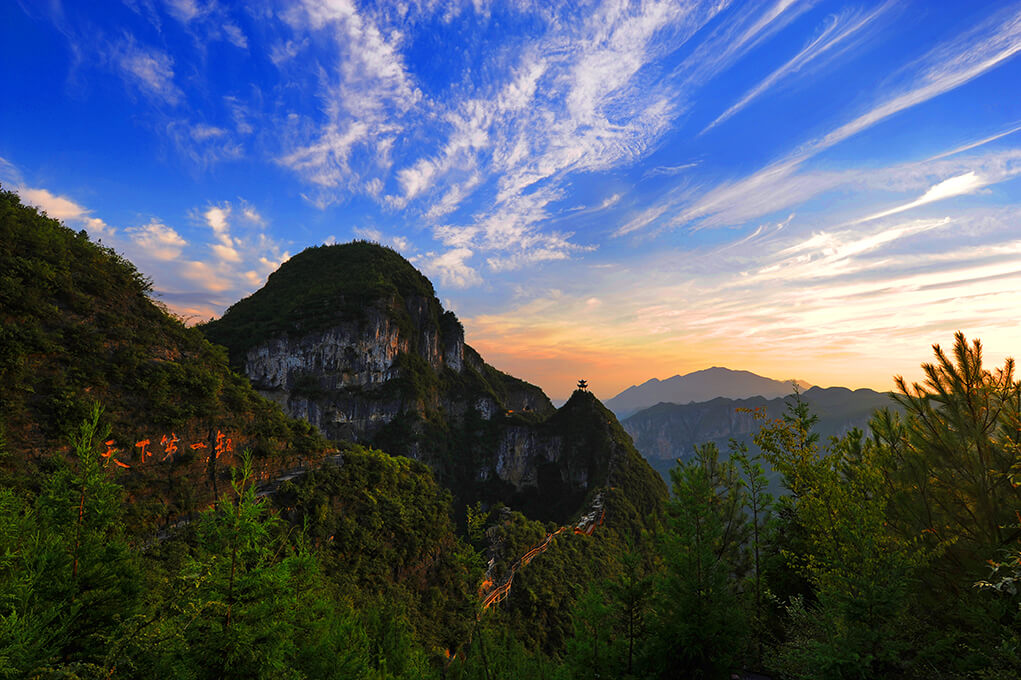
left=2, top=189, right=1021, bottom=678
left=3, top=335, right=1020, bottom=678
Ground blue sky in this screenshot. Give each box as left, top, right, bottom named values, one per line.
left=3, top=0, right=1021, bottom=399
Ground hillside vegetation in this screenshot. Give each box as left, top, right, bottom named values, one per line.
left=200, top=241, right=439, bottom=365
left=0, top=188, right=329, bottom=528
left=4, top=186, right=1021, bottom=678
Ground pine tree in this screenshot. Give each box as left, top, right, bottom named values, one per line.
left=0, top=404, right=139, bottom=676
left=648, top=442, right=749, bottom=679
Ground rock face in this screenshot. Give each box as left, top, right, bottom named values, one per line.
left=199, top=242, right=667, bottom=522
left=242, top=300, right=462, bottom=441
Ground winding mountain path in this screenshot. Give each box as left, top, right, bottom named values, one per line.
left=477, top=491, right=606, bottom=612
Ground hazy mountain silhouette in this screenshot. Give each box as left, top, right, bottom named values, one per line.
left=623, top=386, right=899, bottom=482
left=605, top=367, right=812, bottom=418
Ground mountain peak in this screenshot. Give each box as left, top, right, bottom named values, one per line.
left=605, top=367, right=812, bottom=418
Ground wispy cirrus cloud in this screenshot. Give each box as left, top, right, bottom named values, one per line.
left=386, top=0, right=733, bottom=283
left=925, top=121, right=1021, bottom=161
left=803, top=3, right=1021, bottom=159
left=643, top=162, right=698, bottom=178
left=113, top=38, right=183, bottom=105
left=467, top=204, right=1021, bottom=397
left=851, top=171, right=987, bottom=225
left=702, top=1, right=893, bottom=133
left=674, top=0, right=814, bottom=87
left=618, top=3, right=1021, bottom=235
left=277, top=0, right=421, bottom=194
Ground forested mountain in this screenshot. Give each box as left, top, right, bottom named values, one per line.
left=605, top=367, right=812, bottom=418
left=0, top=189, right=329, bottom=530
left=624, top=386, right=897, bottom=480
left=0, top=189, right=667, bottom=677
left=4, top=187, right=1021, bottom=679
left=200, top=241, right=665, bottom=524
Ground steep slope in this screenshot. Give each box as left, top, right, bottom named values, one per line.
left=492, top=389, right=667, bottom=525
left=606, top=366, right=812, bottom=418
left=201, top=242, right=664, bottom=524
left=200, top=242, right=552, bottom=443
left=623, top=385, right=898, bottom=479
left=0, top=188, right=330, bottom=530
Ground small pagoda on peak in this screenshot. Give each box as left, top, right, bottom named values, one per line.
left=577, top=379, right=588, bottom=391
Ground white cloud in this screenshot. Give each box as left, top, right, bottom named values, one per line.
left=163, top=0, right=204, bottom=23
left=0, top=155, right=23, bottom=185
left=144, top=200, right=290, bottom=319
left=623, top=4, right=1021, bottom=235
left=17, top=187, right=91, bottom=220
left=278, top=0, right=421, bottom=194
left=222, top=23, right=248, bottom=49
left=675, top=0, right=814, bottom=88
left=852, top=171, right=988, bottom=224
left=179, top=260, right=232, bottom=293
left=167, top=120, right=243, bottom=166
left=807, top=4, right=1021, bottom=158
left=202, top=203, right=240, bottom=262
left=354, top=226, right=383, bottom=242
left=397, top=158, right=439, bottom=201
left=241, top=203, right=265, bottom=225
left=643, top=162, right=698, bottom=178
left=703, top=2, right=892, bottom=133
left=422, top=247, right=481, bottom=288
left=15, top=186, right=114, bottom=236
left=127, top=219, right=188, bottom=260
left=768, top=217, right=953, bottom=281
left=204, top=205, right=230, bottom=235
left=353, top=226, right=414, bottom=253
left=464, top=205, right=1021, bottom=394
left=115, top=39, right=182, bottom=105
left=395, top=0, right=728, bottom=268
left=926, top=121, right=1021, bottom=161
left=270, top=39, right=306, bottom=66
left=190, top=123, right=227, bottom=141
left=616, top=203, right=671, bottom=236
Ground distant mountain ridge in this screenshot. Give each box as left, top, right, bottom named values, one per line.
left=605, top=366, right=812, bottom=418
left=623, top=385, right=899, bottom=481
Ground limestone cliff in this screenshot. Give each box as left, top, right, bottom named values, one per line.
left=200, top=242, right=665, bottom=523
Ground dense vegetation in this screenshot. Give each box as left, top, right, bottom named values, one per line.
left=6, top=333, right=1018, bottom=678
left=0, top=409, right=475, bottom=679
left=4, top=186, right=1021, bottom=677
left=199, top=241, right=442, bottom=364
left=0, top=188, right=330, bottom=528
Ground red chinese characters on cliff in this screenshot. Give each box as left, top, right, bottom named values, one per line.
left=101, top=431, right=235, bottom=469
